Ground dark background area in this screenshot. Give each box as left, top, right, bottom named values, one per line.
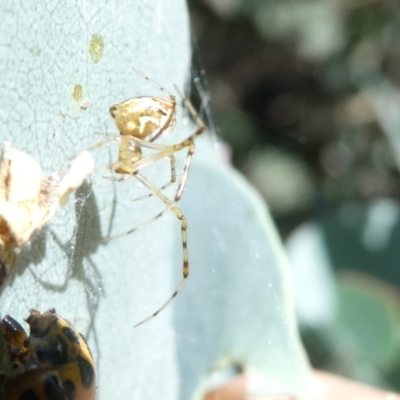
left=188, top=0, right=400, bottom=391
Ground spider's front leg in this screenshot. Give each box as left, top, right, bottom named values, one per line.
left=84, top=134, right=122, bottom=154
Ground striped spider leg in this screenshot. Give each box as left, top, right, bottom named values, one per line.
left=87, top=70, right=206, bottom=326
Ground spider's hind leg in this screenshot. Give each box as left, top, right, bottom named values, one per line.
left=133, top=172, right=189, bottom=327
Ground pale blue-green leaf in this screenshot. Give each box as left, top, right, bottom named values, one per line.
left=0, top=1, right=310, bottom=399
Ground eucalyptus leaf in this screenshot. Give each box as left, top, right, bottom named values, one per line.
left=0, top=1, right=310, bottom=399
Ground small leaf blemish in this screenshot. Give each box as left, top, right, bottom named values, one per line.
left=72, top=84, right=83, bottom=102
left=89, top=34, right=104, bottom=64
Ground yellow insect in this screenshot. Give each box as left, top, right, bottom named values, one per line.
left=1, top=309, right=96, bottom=400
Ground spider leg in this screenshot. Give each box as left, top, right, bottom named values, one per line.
left=135, top=172, right=188, bottom=327
left=174, top=139, right=195, bottom=201
left=127, top=136, right=176, bottom=151
left=135, top=276, right=186, bottom=327
left=83, top=135, right=122, bottom=153
left=110, top=171, right=189, bottom=327
left=106, top=137, right=193, bottom=236
left=103, top=201, right=175, bottom=242
left=102, top=147, right=173, bottom=184
left=108, top=148, right=174, bottom=174
left=106, top=138, right=193, bottom=235
left=132, top=154, right=176, bottom=202
left=111, top=148, right=181, bottom=191
left=103, top=174, right=131, bottom=182
left=134, top=138, right=195, bottom=204
left=173, top=84, right=207, bottom=150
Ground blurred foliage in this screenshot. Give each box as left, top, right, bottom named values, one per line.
left=188, top=0, right=400, bottom=231
left=188, top=0, right=400, bottom=393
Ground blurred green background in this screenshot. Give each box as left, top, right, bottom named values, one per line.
left=188, top=0, right=400, bottom=391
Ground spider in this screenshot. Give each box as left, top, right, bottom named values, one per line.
left=86, top=69, right=206, bottom=327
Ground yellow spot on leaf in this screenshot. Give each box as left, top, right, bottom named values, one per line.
left=89, top=34, right=104, bottom=64
left=72, top=84, right=83, bottom=102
